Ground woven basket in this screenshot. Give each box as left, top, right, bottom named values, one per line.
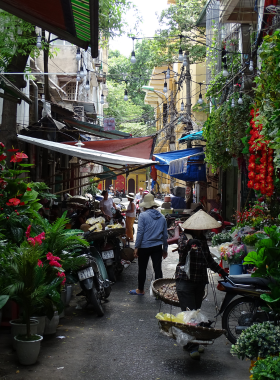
left=158, top=320, right=226, bottom=341
left=152, top=278, right=180, bottom=307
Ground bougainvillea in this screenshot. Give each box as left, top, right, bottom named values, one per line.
left=247, top=109, right=274, bottom=197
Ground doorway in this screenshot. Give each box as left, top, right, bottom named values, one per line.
left=128, top=178, right=135, bottom=194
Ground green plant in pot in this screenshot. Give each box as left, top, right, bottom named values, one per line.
left=243, top=226, right=280, bottom=313
left=251, top=353, right=280, bottom=380
left=231, top=322, right=280, bottom=360
left=4, top=228, right=66, bottom=365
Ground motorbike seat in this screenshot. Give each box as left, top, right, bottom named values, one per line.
left=229, top=274, right=271, bottom=290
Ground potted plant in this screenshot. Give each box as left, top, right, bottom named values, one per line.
left=231, top=322, right=280, bottom=360
left=211, top=232, right=232, bottom=247
left=242, top=232, right=268, bottom=252
left=251, top=353, right=280, bottom=379
left=4, top=229, right=65, bottom=364
left=220, top=244, right=246, bottom=275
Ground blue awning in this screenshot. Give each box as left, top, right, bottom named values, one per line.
left=179, top=131, right=204, bottom=142
left=153, top=148, right=206, bottom=182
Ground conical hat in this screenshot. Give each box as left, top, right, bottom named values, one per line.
left=182, top=210, right=221, bottom=230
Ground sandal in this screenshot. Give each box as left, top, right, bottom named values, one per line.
left=129, top=289, right=144, bottom=295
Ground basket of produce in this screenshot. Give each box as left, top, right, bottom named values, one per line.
left=152, top=278, right=180, bottom=307
left=85, top=227, right=126, bottom=241
left=158, top=320, right=226, bottom=341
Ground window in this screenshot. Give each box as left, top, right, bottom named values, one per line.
left=65, top=83, right=77, bottom=100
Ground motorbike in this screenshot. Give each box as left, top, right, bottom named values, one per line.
left=76, top=247, right=112, bottom=317
left=217, top=274, right=273, bottom=343
left=209, top=208, right=234, bottom=234
left=94, top=236, right=124, bottom=283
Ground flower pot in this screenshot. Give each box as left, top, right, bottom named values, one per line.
left=229, top=264, right=243, bottom=275
left=31, top=316, right=46, bottom=336
left=44, top=311, right=59, bottom=335
left=14, top=334, right=43, bottom=365
left=10, top=319, right=39, bottom=349
left=245, top=245, right=255, bottom=253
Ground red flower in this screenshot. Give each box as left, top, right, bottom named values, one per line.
left=26, top=187, right=32, bottom=191
left=0, top=142, right=4, bottom=148
left=6, top=198, right=20, bottom=206
left=25, top=225, right=31, bottom=238
left=49, top=260, right=62, bottom=267
left=7, top=148, right=19, bottom=152
left=34, top=232, right=45, bottom=245
left=254, top=183, right=260, bottom=191
left=10, top=155, right=22, bottom=163
left=16, top=152, right=28, bottom=159
left=248, top=172, right=255, bottom=180
left=57, top=272, right=66, bottom=285
left=0, top=153, right=7, bottom=161
left=38, top=259, right=43, bottom=267
left=27, top=237, right=36, bottom=246
left=248, top=180, right=254, bottom=189
left=19, top=202, right=25, bottom=206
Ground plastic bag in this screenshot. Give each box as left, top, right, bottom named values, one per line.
left=183, top=252, right=191, bottom=278
left=150, top=280, right=155, bottom=297
left=170, top=327, right=195, bottom=346
left=182, top=309, right=208, bottom=325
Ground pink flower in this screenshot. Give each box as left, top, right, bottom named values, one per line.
left=49, top=260, right=62, bottom=267
left=46, top=252, right=54, bottom=260
left=57, top=272, right=66, bottom=286
left=0, top=142, right=5, bottom=148
left=6, top=197, right=20, bottom=206
left=33, top=232, right=45, bottom=245
left=25, top=225, right=31, bottom=239
left=38, top=259, right=43, bottom=267
left=27, top=237, right=36, bottom=246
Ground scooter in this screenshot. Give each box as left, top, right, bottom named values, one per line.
left=217, top=274, right=273, bottom=343
left=76, top=247, right=112, bottom=317
left=209, top=208, right=234, bottom=234
left=94, top=236, right=124, bottom=283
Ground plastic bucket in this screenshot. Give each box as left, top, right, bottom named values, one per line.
left=229, top=264, right=243, bottom=275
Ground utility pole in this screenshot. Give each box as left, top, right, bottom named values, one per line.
left=185, top=51, right=194, bottom=206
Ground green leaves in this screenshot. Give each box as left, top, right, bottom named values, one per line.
left=251, top=354, right=280, bottom=380
left=0, top=295, right=9, bottom=309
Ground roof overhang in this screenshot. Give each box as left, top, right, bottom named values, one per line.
left=0, top=74, right=32, bottom=105
left=219, top=0, right=257, bottom=23
left=0, top=0, right=99, bottom=57
left=17, top=135, right=156, bottom=171
left=63, top=118, right=131, bottom=139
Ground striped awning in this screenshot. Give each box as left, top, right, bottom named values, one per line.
left=0, top=0, right=98, bottom=57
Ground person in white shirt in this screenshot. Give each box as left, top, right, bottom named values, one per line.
left=99, top=190, right=116, bottom=221
left=135, top=187, right=144, bottom=203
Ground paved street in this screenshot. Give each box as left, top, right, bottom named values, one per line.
left=0, top=241, right=250, bottom=380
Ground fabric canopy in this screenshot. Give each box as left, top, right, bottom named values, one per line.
left=179, top=131, right=204, bottom=141
left=0, top=0, right=98, bottom=57
left=65, top=136, right=156, bottom=159
left=18, top=135, right=155, bottom=170
left=154, top=148, right=206, bottom=182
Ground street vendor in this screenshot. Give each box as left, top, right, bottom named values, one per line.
left=175, top=210, right=228, bottom=360
left=100, top=190, right=117, bottom=221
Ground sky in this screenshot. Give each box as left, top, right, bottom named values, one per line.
left=109, top=0, right=169, bottom=57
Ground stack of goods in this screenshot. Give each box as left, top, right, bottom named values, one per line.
left=160, top=196, right=173, bottom=215
left=67, top=195, right=87, bottom=208
left=86, top=216, right=105, bottom=232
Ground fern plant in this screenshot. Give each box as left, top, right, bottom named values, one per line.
left=31, top=211, right=88, bottom=275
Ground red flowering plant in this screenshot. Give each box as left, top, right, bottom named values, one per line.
left=234, top=201, right=275, bottom=229
left=3, top=226, right=67, bottom=334
left=0, top=143, right=48, bottom=245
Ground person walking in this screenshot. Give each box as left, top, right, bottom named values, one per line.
left=129, top=193, right=168, bottom=295
left=175, top=210, right=228, bottom=359
left=126, top=193, right=136, bottom=242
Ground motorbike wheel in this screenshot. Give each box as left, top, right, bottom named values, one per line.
left=222, top=296, right=269, bottom=344
left=107, top=265, right=117, bottom=283
left=104, top=286, right=112, bottom=299
left=87, top=287, right=104, bottom=317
